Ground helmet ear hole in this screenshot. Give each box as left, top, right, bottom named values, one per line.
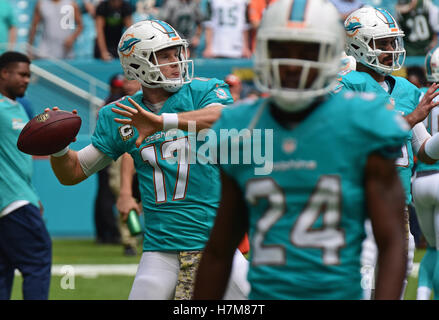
left=130, top=63, right=140, bottom=70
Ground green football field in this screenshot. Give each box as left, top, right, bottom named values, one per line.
left=9, top=238, right=428, bottom=300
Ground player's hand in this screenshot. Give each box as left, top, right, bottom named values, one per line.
left=117, top=193, right=141, bottom=221
left=407, top=83, right=439, bottom=127
left=112, top=97, right=163, bottom=148
left=43, top=107, right=78, bottom=142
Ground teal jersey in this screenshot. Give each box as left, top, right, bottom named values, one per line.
left=92, top=78, right=233, bottom=252
left=338, top=70, right=421, bottom=204
left=0, top=94, right=40, bottom=212
left=416, top=86, right=439, bottom=172
left=0, top=1, right=16, bottom=54
left=211, top=92, right=409, bottom=299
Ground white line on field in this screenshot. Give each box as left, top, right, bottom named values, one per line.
left=13, top=263, right=421, bottom=278
left=14, top=264, right=138, bottom=277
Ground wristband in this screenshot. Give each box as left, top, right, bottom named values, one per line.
left=162, top=113, right=178, bottom=131
left=51, top=146, right=69, bottom=157
left=424, top=133, right=439, bottom=160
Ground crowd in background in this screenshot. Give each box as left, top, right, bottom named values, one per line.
left=1, top=0, right=439, bottom=62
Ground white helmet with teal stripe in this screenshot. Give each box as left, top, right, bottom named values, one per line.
left=118, top=20, right=193, bottom=92
left=344, top=6, right=405, bottom=75
left=425, top=46, right=439, bottom=83
left=254, top=0, right=345, bottom=112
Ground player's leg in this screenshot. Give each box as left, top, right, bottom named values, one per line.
left=129, top=251, right=179, bottom=300
left=417, top=246, right=436, bottom=300
left=174, top=251, right=203, bottom=300
left=361, top=219, right=377, bottom=300
left=433, top=208, right=439, bottom=299
left=402, top=226, right=415, bottom=299
left=413, top=174, right=439, bottom=299
left=0, top=220, right=15, bottom=300
left=223, top=249, right=250, bottom=300
left=2, top=204, right=52, bottom=300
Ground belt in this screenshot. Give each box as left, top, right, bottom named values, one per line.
left=416, top=170, right=439, bottom=178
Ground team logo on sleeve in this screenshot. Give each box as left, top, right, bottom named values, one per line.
left=119, top=124, right=134, bottom=141
left=214, top=88, right=229, bottom=100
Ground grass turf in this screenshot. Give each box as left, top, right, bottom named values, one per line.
left=10, top=238, right=426, bottom=300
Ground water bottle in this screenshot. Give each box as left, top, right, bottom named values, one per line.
left=127, top=209, right=143, bottom=236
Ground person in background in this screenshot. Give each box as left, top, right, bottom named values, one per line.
left=28, top=0, right=83, bottom=59
left=108, top=76, right=142, bottom=256
left=411, top=45, right=439, bottom=299
left=203, top=0, right=252, bottom=58
left=159, top=0, right=205, bottom=57
left=247, top=0, right=277, bottom=53
left=0, top=51, right=51, bottom=300
left=94, top=73, right=127, bottom=245
left=394, top=0, right=439, bottom=56
left=0, top=0, right=17, bottom=54
left=94, top=0, right=133, bottom=61
left=406, top=65, right=428, bottom=89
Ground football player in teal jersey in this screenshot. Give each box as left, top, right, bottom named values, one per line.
left=115, top=0, right=411, bottom=300
left=47, top=19, right=249, bottom=300
left=192, top=0, right=410, bottom=299
left=338, top=6, right=439, bottom=299
left=412, top=45, right=439, bottom=300
left=0, top=52, right=51, bottom=300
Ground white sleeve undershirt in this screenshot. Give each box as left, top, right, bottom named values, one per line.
left=77, top=144, right=114, bottom=177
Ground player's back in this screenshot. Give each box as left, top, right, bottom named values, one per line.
left=213, top=91, right=409, bottom=299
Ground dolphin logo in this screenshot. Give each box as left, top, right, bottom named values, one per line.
left=345, top=21, right=361, bottom=32
left=119, top=37, right=141, bottom=53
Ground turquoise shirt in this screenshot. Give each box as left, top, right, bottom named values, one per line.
left=0, top=1, right=16, bottom=53
left=92, top=78, right=233, bottom=252
left=338, top=70, right=421, bottom=204
left=0, top=94, right=40, bottom=212
left=211, top=92, right=409, bottom=299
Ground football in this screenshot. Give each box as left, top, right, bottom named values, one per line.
left=17, top=110, right=81, bottom=156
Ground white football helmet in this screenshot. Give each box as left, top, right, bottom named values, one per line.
left=425, top=46, right=439, bottom=83
left=344, top=6, right=405, bottom=75
left=254, top=0, right=345, bottom=112
left=118, top=20, right=193, bottom=92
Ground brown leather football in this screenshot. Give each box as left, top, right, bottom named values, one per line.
left=17, top=110, right=81, bottom=156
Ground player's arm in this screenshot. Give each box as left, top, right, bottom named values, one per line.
left=50, top=144, right=113, bottom=186
left=112, top=97, right=223, bottom=147
left=116, top=153, right=140, bottom=220
left=411, top=122, right=439, bottom=164
left=364, top=152, right=407, bottom=300
left=193, top=170, right=248, bottom=299
left=95, top=14, right=111, bottom=60
left=404, top=83, right=439, bottom=128
left=27, top=1, right=41, bottom=55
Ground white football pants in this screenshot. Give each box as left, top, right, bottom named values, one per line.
left=128, top=249, right=250, bottom=300
left=361, top=214, right=415, bottom=300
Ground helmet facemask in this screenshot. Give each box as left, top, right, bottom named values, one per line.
left=126, top=44, right=193, bottom=92
left=254, top=35, right=342, bottom=112
left=354, top=33, right=405, bottom=75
